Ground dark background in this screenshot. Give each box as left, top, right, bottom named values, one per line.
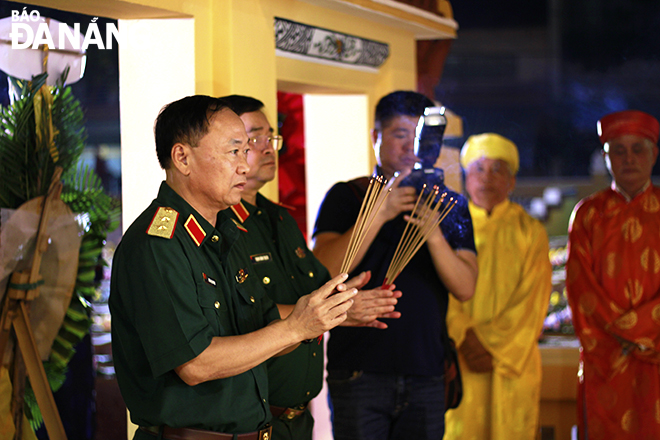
left=438, top=0, right=660, bottom=177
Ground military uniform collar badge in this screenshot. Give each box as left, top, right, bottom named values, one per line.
left=147, top=207, right=178, bottom=239
left=230, top=202, right=251, bottom=223
left=184, top=214, right=206, bottom=247
left=274, top=200, right=296, bottom=211
left=295, top=247, right=306, bottom=259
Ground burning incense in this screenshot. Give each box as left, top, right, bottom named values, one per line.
left=339, top=176, right=391, bottom=274
left=383, top=186, right=457, bottom=286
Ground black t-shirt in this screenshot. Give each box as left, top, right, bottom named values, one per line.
left=313, top=177, right=475, bottom=376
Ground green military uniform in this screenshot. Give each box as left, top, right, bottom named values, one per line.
left=228, top=194, right=331, bottom=440
left=110, top=182, right=279, bottom=438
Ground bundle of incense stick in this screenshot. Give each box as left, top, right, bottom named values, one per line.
left=339, top=176, right=391, bottom=274
left=383, top=185, right=457, bottom=286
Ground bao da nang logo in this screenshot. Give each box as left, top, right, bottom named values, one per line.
left=0, top=9, right=124, bottom=85
left=4, top=8, right=122, bottom=50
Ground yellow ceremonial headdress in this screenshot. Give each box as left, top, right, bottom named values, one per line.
left=460, top=133, right=519, bottom=175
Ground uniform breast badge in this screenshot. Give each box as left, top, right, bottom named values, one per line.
left=295, top=247, right=306, bottom=259
left=184, top=214, right=206, bottom=246
left=146, top=207, right=178, bottom=238
left=235, top=268, right=249, bottom=284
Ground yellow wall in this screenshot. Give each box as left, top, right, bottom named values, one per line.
left=23, top=0, right=418, bottom=119
left=19, top=0, right=432, bottom=201
left=218, top=0, right=419, bottom=166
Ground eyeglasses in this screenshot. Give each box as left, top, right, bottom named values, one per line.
left=247, top=134, right=283, bottom=151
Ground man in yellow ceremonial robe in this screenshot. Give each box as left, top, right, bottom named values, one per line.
left=566, top=110, right=660, bottom=439
left=445, top=133, right=552, bottom=440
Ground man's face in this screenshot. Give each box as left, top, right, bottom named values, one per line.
left=603, top=134, right=659, bottom=196
left=372, top=115, right=421, bottom=178
left=240, top=110, right=277, bottom=191
left=186, top=108, right=250, bottom=211
left=465, top=157, right=515, bottom=213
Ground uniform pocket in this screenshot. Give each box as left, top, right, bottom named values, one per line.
left=196, top=279, right=228, bottom=335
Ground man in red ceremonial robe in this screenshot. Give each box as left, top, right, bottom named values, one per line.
left=566, top=109, right=660, bottom=439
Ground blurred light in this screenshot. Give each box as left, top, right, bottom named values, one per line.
left=543, top=187, right=562, bottom=206
left=529, top=197, right=547, bottom=219
left=75, top=212, right=91, bottom=234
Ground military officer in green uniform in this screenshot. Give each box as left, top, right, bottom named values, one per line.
left=221, top=95, right=402, bottom=440
left=109, top=96, right=358, bottom=440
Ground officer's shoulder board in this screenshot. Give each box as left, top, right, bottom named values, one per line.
left=146, top=207, right=179, bottom=239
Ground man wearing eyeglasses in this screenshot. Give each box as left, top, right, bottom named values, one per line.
left=109, top=96, right=358, bottom=440
left=220, top=95, right=401, bottom=440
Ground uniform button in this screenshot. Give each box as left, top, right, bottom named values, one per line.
left=306, top=391, right=310, bottom=396
left=312, top=352, right=316, bottom=357
left=211, top=235, right=219, bottom=243
left=308, top=271, right=314, bottom=278
left=257, top=210, right=262, bottom=215
left=263, top=398, right=266, bottom=403
left=290, top=275, right=295, bottom=280
left=250, top=296, right=255, bottom=303
left=214, top=301, right=220, bottom=309
left=263, top=277, right=271, bottom=285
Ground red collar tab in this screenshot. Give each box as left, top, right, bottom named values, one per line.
left=275, top=201, right=296, bottom=211
left=231, top=218, right=248, bottom=233
left=230, top=202, right=250, bottom=223
left=184, top=214, right=206, bottom=247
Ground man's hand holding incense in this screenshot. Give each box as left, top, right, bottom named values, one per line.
left=341, top=271, right=402, bottom=329
left=284, top=273, right=357, bottom=342
left=314, top=173, right=419, bottom=277
left=403, top=206, right=477, bottom=302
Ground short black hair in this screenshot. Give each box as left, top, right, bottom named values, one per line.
left=220, top=95, right=265, bottom=117
left=154, top=95, right=231, bottom=169
left=374, top=91, right=435, bottom=130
